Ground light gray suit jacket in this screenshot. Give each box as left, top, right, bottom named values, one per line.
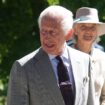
left=7, top=47, right=95, bottom=105
left=91, top=48, right=105, bottom=105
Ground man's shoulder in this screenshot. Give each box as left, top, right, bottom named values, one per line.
left=16, top=48, right=40, bottom=66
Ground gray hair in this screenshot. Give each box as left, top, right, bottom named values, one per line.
left=38, top=5, right=73, bottom=35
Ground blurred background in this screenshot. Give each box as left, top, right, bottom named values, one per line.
left=0, top=0, right=105, bottom=104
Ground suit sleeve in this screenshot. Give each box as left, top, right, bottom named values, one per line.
left=7, top=61, right=29, bottom=105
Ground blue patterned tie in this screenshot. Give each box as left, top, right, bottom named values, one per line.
left=56, top=56, right=74, bottom=105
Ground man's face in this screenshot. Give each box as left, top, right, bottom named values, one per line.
left=74, top=23, right=98, bottom=44
left=40, top=18, right=67, bottom=55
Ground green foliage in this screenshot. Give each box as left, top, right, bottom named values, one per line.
left=0, top=0, right=42, bottom=104
left=99, top=36, right=105, bottom=48
left=47, top=0, right=59, bottom=5
left=0, top=0, right=34, bottom=77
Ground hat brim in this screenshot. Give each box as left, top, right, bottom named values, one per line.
left=97, top=23, right=105, bottom=36
left=74, top=21, right=105, bottom=36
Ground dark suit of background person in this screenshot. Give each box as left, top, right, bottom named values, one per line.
left=7, top=5, right=95, bottom=105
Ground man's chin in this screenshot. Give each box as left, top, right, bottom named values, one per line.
left=43, top=48, right=55, bottom=54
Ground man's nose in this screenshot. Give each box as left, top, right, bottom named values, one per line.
left=44, top=32, right=52, bottom=39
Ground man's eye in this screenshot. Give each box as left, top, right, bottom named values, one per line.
left=50, top=31, right=57, bottom=35
left=41, top=30, right=46, bottom=35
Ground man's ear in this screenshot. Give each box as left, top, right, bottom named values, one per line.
left=65, top=29, right=74, bottom=41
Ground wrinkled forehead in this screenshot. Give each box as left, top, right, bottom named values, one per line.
left=41, top=15, right=62, bottom=28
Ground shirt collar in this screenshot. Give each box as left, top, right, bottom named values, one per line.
left=48, top=43, right=68, bottom=61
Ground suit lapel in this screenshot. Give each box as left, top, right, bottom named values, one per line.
left=34, top=48, right=65, bottom=105
left=67, top=47, right=84, bottom=105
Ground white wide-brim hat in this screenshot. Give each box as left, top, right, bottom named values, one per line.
left=74, top=7, right=105, bottom=36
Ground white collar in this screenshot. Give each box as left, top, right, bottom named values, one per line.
left=48, top=43, right=68, bottom=61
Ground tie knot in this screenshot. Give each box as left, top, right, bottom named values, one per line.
left=56, top=56, right=62, bottom=62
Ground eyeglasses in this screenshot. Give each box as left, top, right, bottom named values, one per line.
left=79, top=24, right=97, bottom=31
left=40, top=30, right=58, bottom=37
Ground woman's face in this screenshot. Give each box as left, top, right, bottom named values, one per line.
left=74, top=23, right=98, bottom=45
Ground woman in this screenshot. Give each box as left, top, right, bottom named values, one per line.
left=72, top=7, right=105, bottom=105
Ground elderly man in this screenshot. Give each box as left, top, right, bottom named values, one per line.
left=7, top=5, right=94, bottom=105
left=72, top=7, right=105, bottom=105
